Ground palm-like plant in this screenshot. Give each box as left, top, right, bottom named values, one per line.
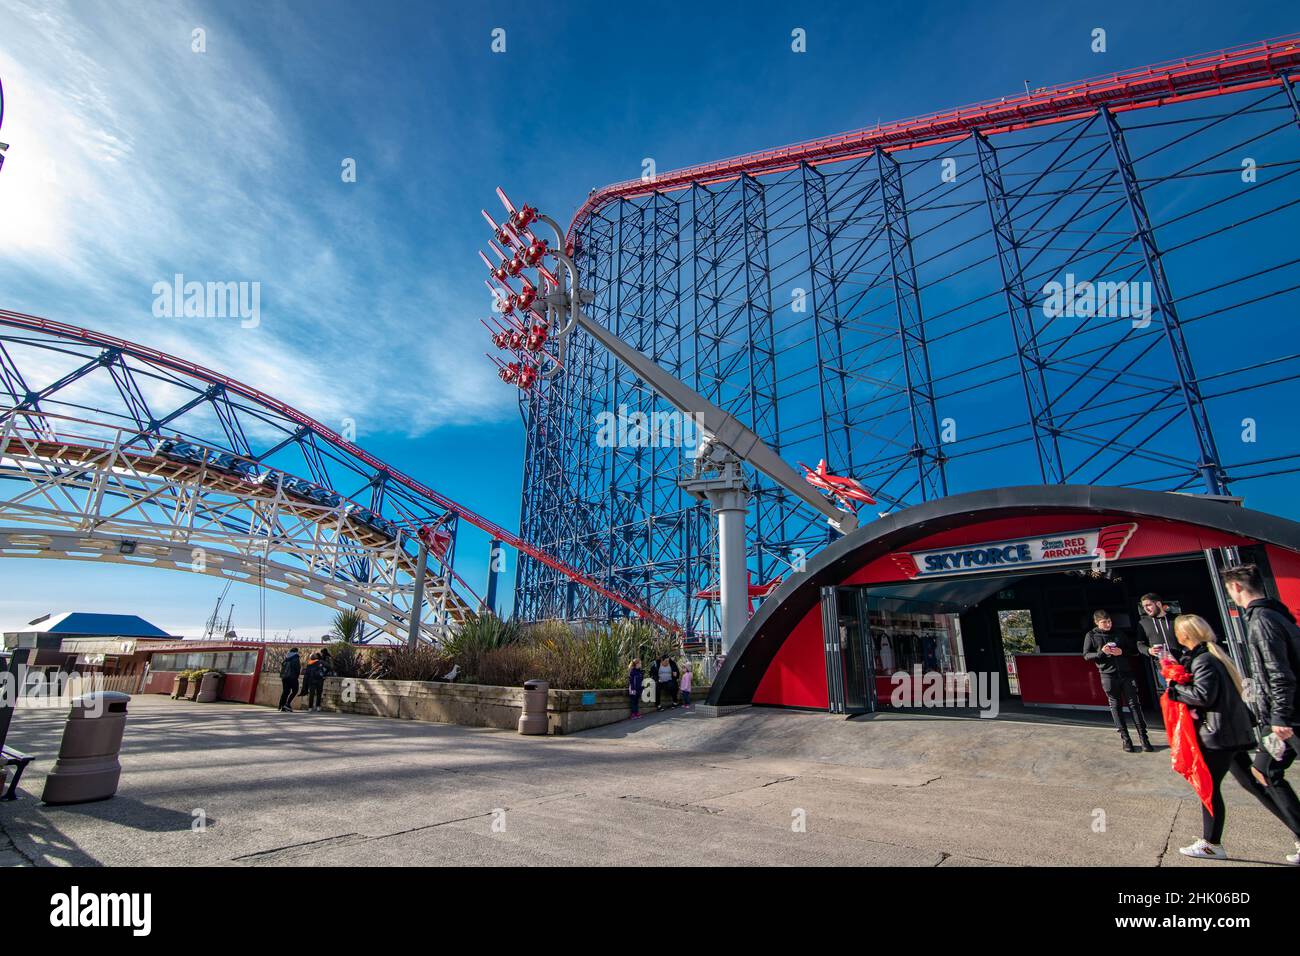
left=444, top=612, right=521, bottom=658
left=331, top=609, right=365, bottom=644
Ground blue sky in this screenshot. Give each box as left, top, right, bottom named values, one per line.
left=0, top=0, right=1295, bottom=637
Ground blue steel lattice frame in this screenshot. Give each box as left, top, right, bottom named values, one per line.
left=512, top=61, right=1300, bottom=637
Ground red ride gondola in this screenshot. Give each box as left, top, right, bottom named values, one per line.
left=523, top=239, right=547, bottom=266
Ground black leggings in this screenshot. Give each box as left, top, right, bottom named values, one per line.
left=1201, top=746, right=1300, bottom=843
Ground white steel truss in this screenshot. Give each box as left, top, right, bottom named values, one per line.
left=0, top=412, right=468, bottom=642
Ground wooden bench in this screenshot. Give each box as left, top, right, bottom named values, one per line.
left=1, top=746, right=33, bottom=800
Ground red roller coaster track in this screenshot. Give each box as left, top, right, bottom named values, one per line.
left=567, top=33, right=1300, bottom=244
left=0, top=309, right=678, bottom=632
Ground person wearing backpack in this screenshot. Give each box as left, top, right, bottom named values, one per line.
left=301, top=653, right=325, bottom=712
left=1222, top=564, right=1300, bottom=863
left=278, top=648, right=301, bottom=712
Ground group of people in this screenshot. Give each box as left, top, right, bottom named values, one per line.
left=1082, top=565, right=1300, bottom=863
left=626, top=655, right=693, bottom=719
left=277, top=647, right=332, bottom=713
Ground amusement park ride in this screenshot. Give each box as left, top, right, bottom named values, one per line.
left=480, top=188, right=873, bottom=649
left=4, top=35, right=1300, bottom=655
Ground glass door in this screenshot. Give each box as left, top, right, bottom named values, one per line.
left=820, top=587, right=875, bottom=714
left=840, top=588, right=875, bottom=713
left=996, top=609, right=1034, bottom=697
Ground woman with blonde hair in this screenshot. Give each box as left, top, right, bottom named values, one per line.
left=1166, top=614, right=1300, bottom=860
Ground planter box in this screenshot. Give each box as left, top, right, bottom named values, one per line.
left=196, top=672, right=223, bottom=703
left=249, top=673, right=709, bottom=734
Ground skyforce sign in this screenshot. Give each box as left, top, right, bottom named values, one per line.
left=888, top=524, right=1137, bottom=579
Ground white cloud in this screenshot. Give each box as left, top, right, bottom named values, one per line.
left=0, top=0, right=512, bottom=437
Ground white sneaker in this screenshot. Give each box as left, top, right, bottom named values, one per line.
left=1179, top=839, right=1227, bottom=860
left=1286, top=841, right=1300, bottom=865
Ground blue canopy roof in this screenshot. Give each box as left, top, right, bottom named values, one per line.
left=22, top=612, right=172, bottom=638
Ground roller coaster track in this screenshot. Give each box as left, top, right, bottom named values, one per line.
left=568, top=34, right=1300, bottom=243
left=0, top=309, right=676, bottom=633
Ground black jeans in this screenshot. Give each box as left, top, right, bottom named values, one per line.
left=1253, top=742, right=1300, bottom=839
left=1201, top=745, right=1298, bottom=843
left=1101, top=672, right=1147, bottom=737
left=306, top=683, right=323, bottom=709
left=278, top=678, right=298, bottom=710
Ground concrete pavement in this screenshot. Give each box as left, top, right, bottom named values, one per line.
left=1, top=696, right=1296, bottom=866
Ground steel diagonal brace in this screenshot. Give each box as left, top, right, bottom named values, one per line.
left=535, top=213, right=858, bottom=537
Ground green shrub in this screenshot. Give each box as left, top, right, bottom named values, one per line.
left=520, top=618, right=574, bottom=646
left=325, top=641, right=377, bottom=679
left=471, top=645, right=538, bottom=687
left=370, top=643, right=453, bottom=682
left=442, top=612, right=522, bottom=677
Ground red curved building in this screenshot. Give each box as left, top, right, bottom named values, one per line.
left=707, top=486, right=1300, bottom=714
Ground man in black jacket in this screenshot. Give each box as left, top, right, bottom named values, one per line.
left=278, top=648, right=301, bottom=712
left=1136, top=592, right=1176, bottom=691
left=1222, top=564, right=1300, bottom=862
left=1083, top=610, right=1153, bottom=752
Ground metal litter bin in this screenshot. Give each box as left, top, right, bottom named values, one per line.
left=41, top=691, right=130, bottom=805
left=517, top=679, right=548, bottom=735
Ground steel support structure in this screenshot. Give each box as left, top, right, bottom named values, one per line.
left=1101, top=108, right=1227, bottom=495
left=974, top=130, right=1067, bottom=484
left=514, top=38, right=1300, bottom=638
left=877, top=149, right=948, bottom=501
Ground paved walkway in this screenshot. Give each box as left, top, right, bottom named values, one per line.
left=1, top=696, right=1295, bottom=866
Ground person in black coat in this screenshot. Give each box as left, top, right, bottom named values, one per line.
left=300, top=654, right=325, bottom=712
left=278, top=648, right=301, bottom=712
left=1165, top=614, right=1300, bottom=860
left=627, top=658, right=644, bottom=720
left=1136, top=592, right=1177, bottom=691
left=1082, top=610, right=1152, bottom=752
left=1222, top=563, right=1300, bottom=863
left=666, top=657, right=681, bottom=706
left=646, top=657, right=661, bottom=710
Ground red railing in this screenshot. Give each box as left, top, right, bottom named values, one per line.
left=568, top=34, right=1300, bottom=244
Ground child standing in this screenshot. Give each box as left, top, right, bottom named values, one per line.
left=680, top=664, right=693, bottom=709
left=628, top=659, right=643, bottom=720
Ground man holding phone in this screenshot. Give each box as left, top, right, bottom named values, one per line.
left=1137, top=592, right=1176, bottom=691
left=1084, top=610, right=1154, bottom=752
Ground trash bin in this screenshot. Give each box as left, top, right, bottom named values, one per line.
left=196, top=671, right=223, bottom=703
left=170, top=674, right=188, bottom=699
left=41, top=691, right=130, bottom=805
left=517, top=679, right=548, bottom=735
